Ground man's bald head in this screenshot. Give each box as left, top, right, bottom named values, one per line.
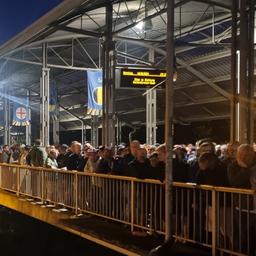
left=236, top=144, right=256, bottom=168
left=130, top=140, right=140, bottom=157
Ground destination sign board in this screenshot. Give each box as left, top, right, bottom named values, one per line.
left=119, top=68, right=166, bottom=89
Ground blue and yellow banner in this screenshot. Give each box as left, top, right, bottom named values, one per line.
left=87, top=70, right=102, bottom=116
left=12, top=97, right=30, bottom=126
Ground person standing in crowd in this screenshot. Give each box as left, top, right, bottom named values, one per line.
left=228, top=144, right=256, bottom=188
left=196, top=152, right=229, bottom=186
left=77, top=144, right=91, bottom=171
left=123, top=140, right=140, bottom=165
left=227, top=144, right=256, bottom=254
left=187, top=141, right=215, bottom=183
left=96, top=147, right=116, bottom=174
left=56, top=144, right=69, bottom=168
left=1, top=145, right=11, bottom=163
left=27, top=139, right=47, bottom=167
left=156, top=144, right=188, bottom=182
left=148, top=152, right=160, bottom=176
left=19, top=145, right=31, bottom=165
left=45, top=149, right=58, bottom=169
left=126, top=147, right=151, bottom=179
left=9, top=144, right=21, bottom=163
left=84, top=148, right=98, bottom=174
left=221, top=142, right=240, bottom=168
left=63, top=141, right=83, bottom=171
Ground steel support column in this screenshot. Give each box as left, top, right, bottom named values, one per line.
left=238, top=0, right=248, bottom=143
left=230, top=0, right=254, bottom=144
left=146, top=49, right=157, bottom=145
left=91, top=116, right=99, bottom=148
left=247, top=0, right=255, bottom=145
left=116, top=117, right=122, bottom=145
left=3, top=88, right=10, bottom=145
left=165, top=0, right=174, bottom=241
left=146, top=90, right=157, bottom=145
left=40, top=43, right=50, bottom=146
left=52, top=104, right=60, bottom=145
left=102, top=3, right=116, bottom=146
left=230, top=0, right=237, bottom=143
left=25, top=90, right=31, bottom=145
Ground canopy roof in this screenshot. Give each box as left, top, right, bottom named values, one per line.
left=0, top=0, right=252, bottom=132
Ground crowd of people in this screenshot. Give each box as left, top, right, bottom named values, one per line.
left=0, top=138, right=256, bottom=253
left=0, top=138, right=256, bottom=190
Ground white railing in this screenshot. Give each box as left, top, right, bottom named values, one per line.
left=0, top=163, right=255, bottom=255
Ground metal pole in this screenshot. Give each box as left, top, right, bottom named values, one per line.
left=116, top=117, right=122, bottom=145
left=40, top=75, right=45, bottom=144
left=52, top=104, right=60, bottom=145
left=91, top=116, right=99, bottom=147
left=230, top=0, right=237, bottom=143
left=3, top=88, right=9, bottom=145
left=165, top=0, right=175, bottom=241
left=211, top=190, right=217, bottom=256
left=82, top=123, right=84, bottom=146
left=248, top=0, right=255, bottom=145
left=41, top=43, right=50, bottom=146
left=239, top=0, right=248, bottom=143
left=26, top=89, right=31, bottom=145
left=103, top=3, right=115, bottom=147
left=102, top=40, right=106, bottom=146
left=146, top=48, right=157, bottom=145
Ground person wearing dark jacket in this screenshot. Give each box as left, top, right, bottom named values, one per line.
left=64, top=142, right=83, bottom=171
left=196, top=152, right=229, bottom=187
left=27, top=139, right=47, bottom=167
left=188, top=141, right=215, bottom=183
left=220, top=142, right=240, bottom=172
left=228, top=144, right=255, bottom=189
left=57, top=144, right=69, bottom=168
left=227, top=144, right=256, bottom=254
left=121, top=140, right=140, bottom=171
left=126, top=148, right=151, bottom=179
left=96, top=147, right=116, bottom=174
left=155, top=144, right=189, bottom=182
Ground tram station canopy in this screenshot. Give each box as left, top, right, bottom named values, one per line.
left=0, top=0, right=252, bottom=132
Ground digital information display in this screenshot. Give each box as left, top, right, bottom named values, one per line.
left=119, top=68, right=166, bottom=89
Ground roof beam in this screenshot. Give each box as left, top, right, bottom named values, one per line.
left=4, top=57, right=100, bottom=71
left=176, top=58, right=231, bottom=99
left=182, top=49, right=230, bottom=66
left=113, top=0, right=191, bottom=35
left=52, top=25, right=103, bottom=38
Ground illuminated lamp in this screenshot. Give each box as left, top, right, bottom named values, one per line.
left=173, top=70, right=178, bottom=82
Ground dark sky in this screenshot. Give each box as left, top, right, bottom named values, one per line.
left=0, top=0, right=64, bottom=45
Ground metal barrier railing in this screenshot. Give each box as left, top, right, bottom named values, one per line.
left=0, top=164, right=255, bottom=255
left=173, top=183, right=256, bottom=256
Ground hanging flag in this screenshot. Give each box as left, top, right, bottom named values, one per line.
left=87, top=70, right=103, bottom=116
left=12, top=97, right=30, bottom=126
left=49, top=85, right=58, bottom=120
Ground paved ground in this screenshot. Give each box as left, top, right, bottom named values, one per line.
left=62, top=215, right=212, bottom=256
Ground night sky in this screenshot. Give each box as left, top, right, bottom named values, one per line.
left=0, top=0, right=64, bottom=45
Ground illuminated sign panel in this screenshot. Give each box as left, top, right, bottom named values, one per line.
left=120, top=69, right=166, bottom=89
